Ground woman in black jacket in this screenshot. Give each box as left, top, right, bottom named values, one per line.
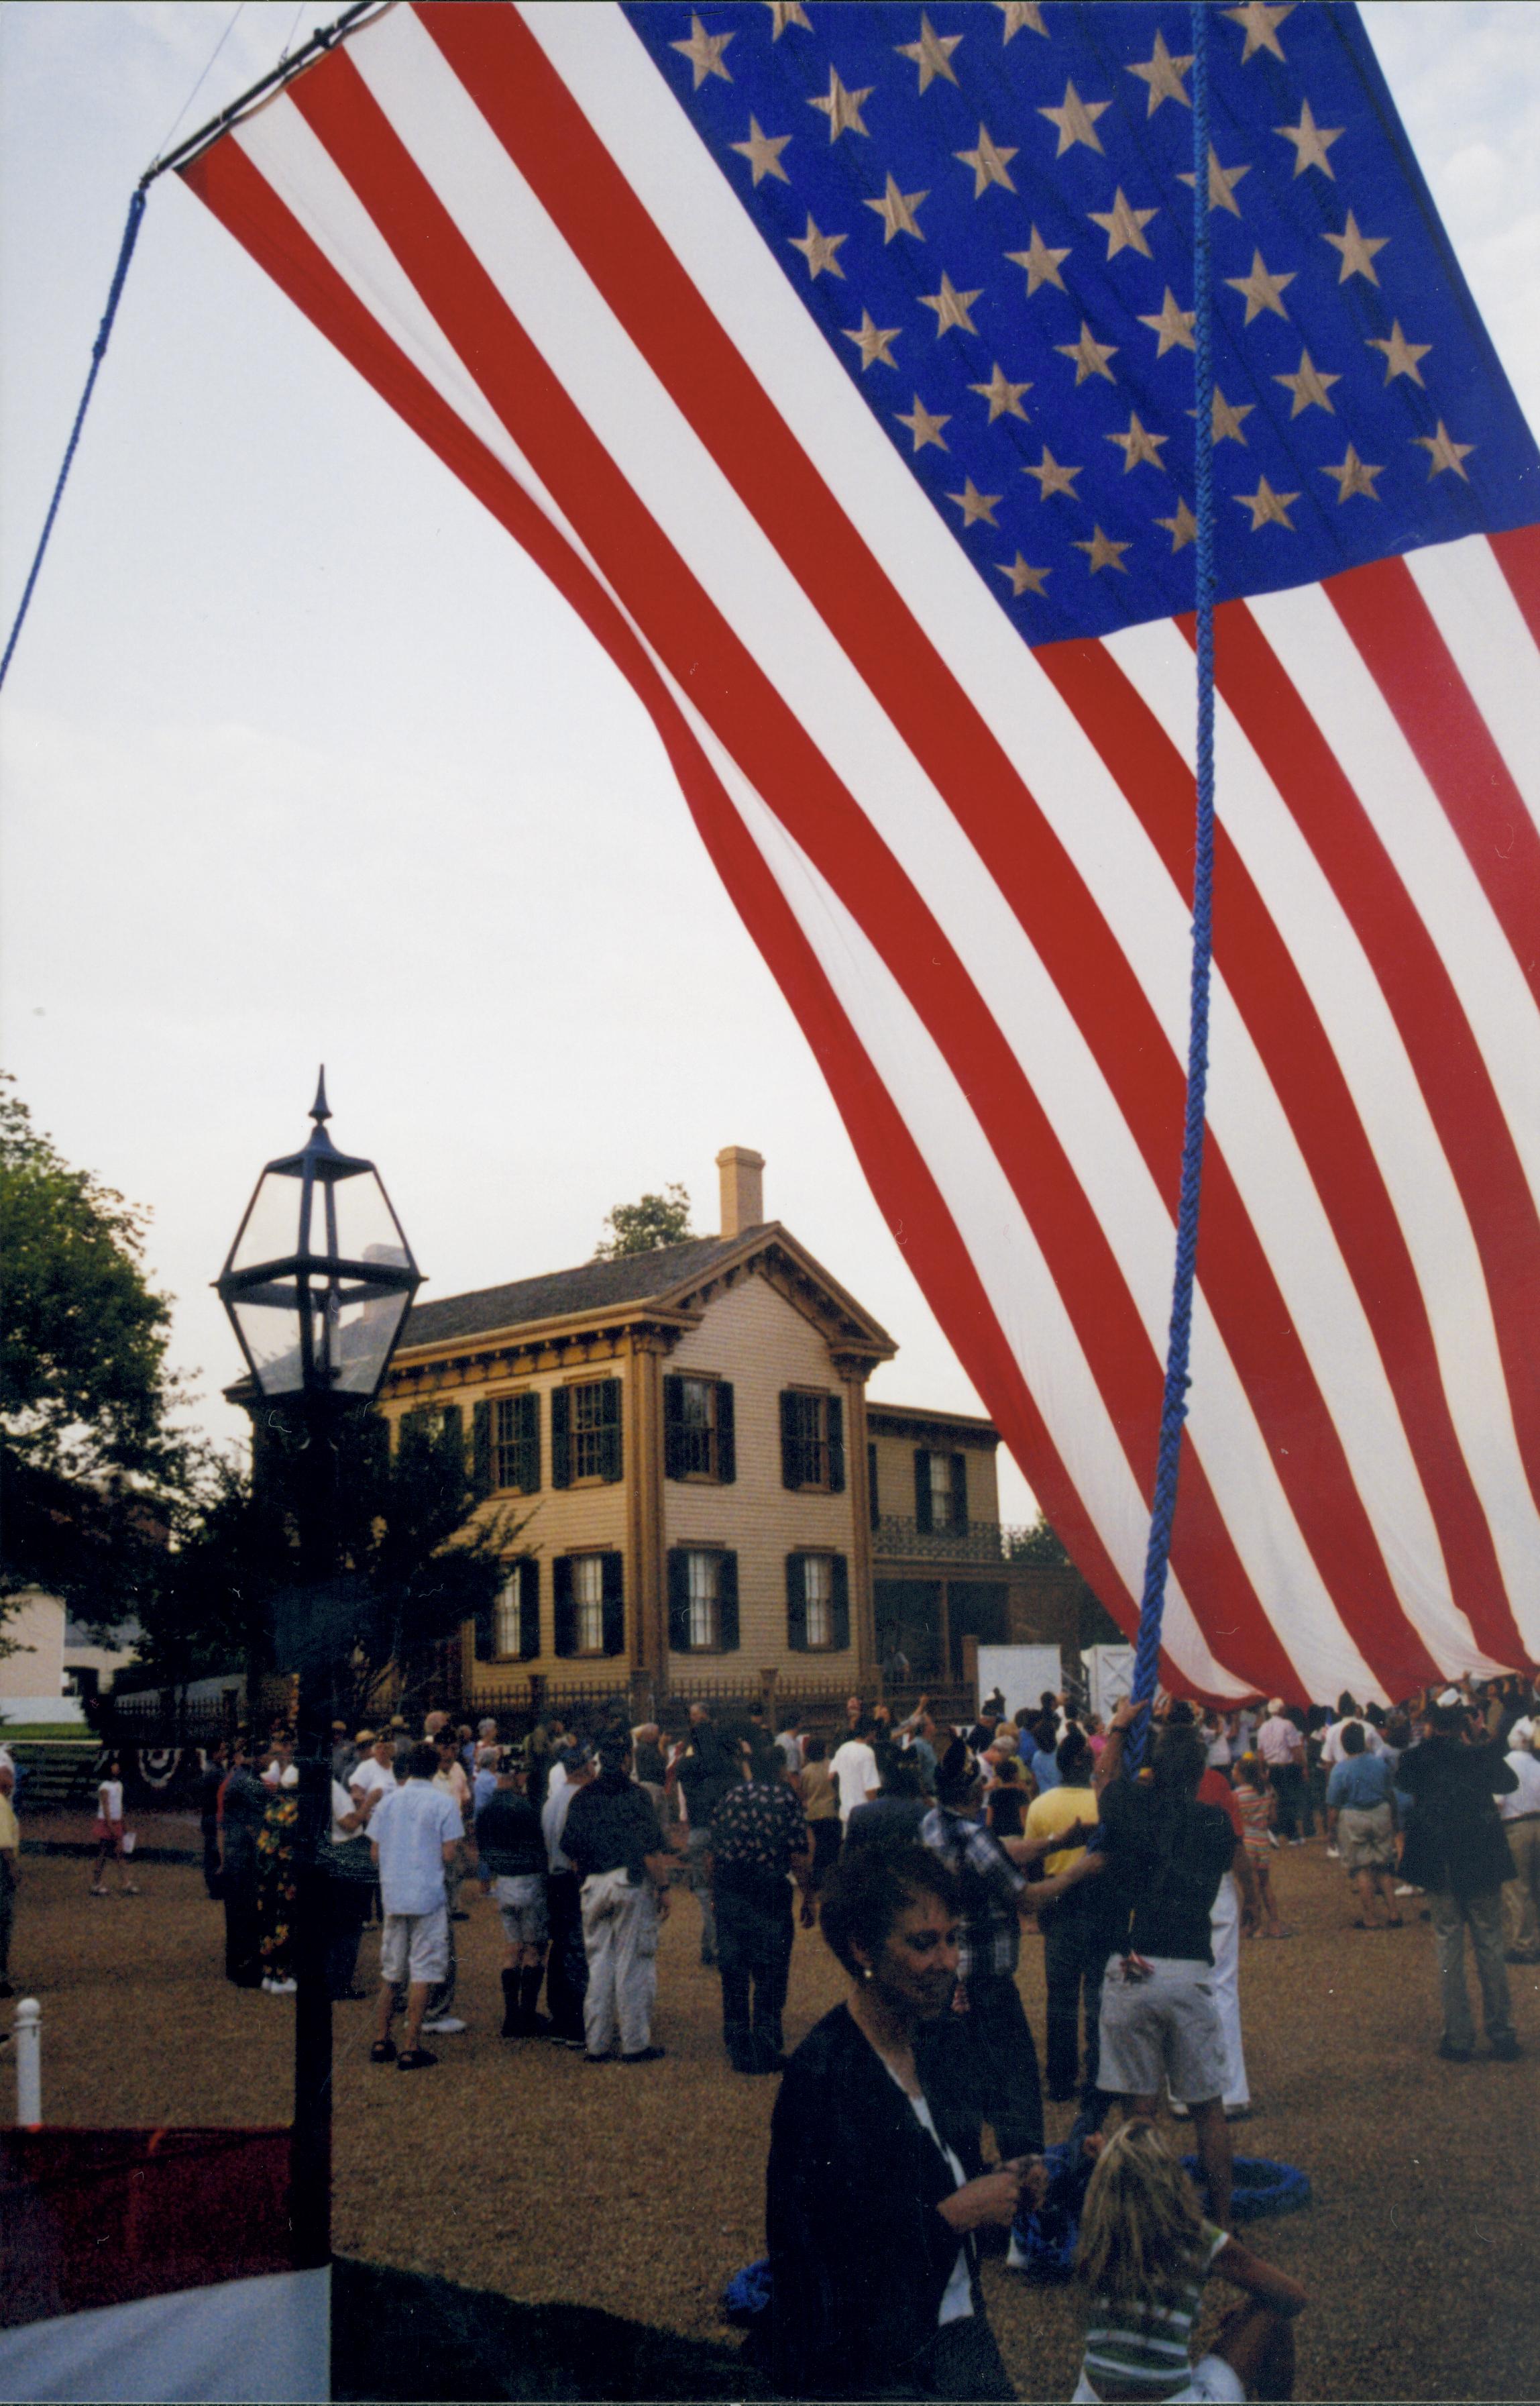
left=766, top=1845, right=1038, bottom=2399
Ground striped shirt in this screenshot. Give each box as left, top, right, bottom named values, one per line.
left=1081, top=2224, right=1228, bottom=2399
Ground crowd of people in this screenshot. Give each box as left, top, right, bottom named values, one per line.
left=4, top=1662, right=1533, bottom=2400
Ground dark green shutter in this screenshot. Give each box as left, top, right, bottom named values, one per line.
left=441, top=1404, right=463, bottom=1454
left=831, top=1554, right=850, bottom=1651
left=553, top=1555, right=575, bottom=1655
left=601, top=1551, right=625, bottom=1655
left=513, top=1392, right=540, bottom=1492
left=868, top=1441, right=879, bottom=1528
left=667, top=1549, right=690, bottom=1652
left=827, top=1394, right=845, bottom=1492
left=950, top=1453, right=969, bottom=1529
left=786, top=1554, right=808, bottom=1651
left=780, top=1392, right=802, bottom=1489
left=914, top=1448, right=933, bottom=1532
left=517, top=1557, right=540, bottom=1659
left=600, top=1378, right=623, bottom=1483
left=663, top=1377, right=685, bottom=1481
left=473, top=1591, right=496, bottom=1663
left=719, top=1551, right=740, bottom=1652
left=472, top=1402, right=492, bottom=1500
left=551, top=1388, right=572, bottom=1488
left=715, top=1381, right=736, bottom=1483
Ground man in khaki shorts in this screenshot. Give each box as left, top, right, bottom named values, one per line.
left=368, top=1742, right=464, bottom=2071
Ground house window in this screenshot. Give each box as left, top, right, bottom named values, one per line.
left=688, top=1551, right=720, bottom=1649
left=786, top=1550, right=850, bottom=1651
left=780, top=1390, right=846, bottom=1492
left=492, top=1393, right=539, bottom=1493
left=915, top=1448, right=968, bottom=1532
left=551, top=1377, right=622, bottom=1484
left=489, top=1559, right=539, bottom=1660
left=667, top=1547, right=740, bottom=1653
left=555, top=1551, right=624, bottom=1657
left=663, top=1375, right=736, bottom=1482
left=573, top=1553, right=606, bottom=1653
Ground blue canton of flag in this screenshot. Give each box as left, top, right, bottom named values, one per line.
left=626, top=0, right=1538, bottom=644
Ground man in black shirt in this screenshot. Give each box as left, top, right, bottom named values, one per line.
left=476, top=1758, right=549, bottom=2037
left=563, top=1737, right=673, bottom=2063
left=1399, top=1692, right=1520, bottom=2061
left=708, top=1734, right=812, bottom=2073
left=675, top=1706, right=740, bottom=1967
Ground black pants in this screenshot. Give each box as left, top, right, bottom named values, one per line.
left=1041, top=1905, right=1107, bottom=2101
left=223, top=1869, right=262, bottom=1988
left=325, top=1880, right=372, bottom=1999
left=810, top=1820, right=842, bottom=1890
left=1270, top=1762, right=1305, bottom=1842
left=959, top=1971, right=1043, bottom=2158
left=201, top=1822, right=221, bottom=1901
left=545, top=1871, right=588, bottom=2039
left=716, top=1876, right=794, bottom=2069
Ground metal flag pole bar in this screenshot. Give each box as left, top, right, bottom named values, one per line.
left=139, top=0, right=392, bottom=187
left=1125, top=0, right=1219, bottom=1771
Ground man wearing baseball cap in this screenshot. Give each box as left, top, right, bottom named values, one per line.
left=1398, top=1691, right=1521, bottom=2062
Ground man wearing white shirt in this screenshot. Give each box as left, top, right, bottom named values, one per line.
left=830, top=1721, right=881, bottom=1827
left=368, top=1742, right=463, bottom=2071
left=1499, top=1731, right=1540, bottom=1964
left=1256, top=1703, right=1307, bottom=1843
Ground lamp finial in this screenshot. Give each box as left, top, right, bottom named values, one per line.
left=310, top=1066, right=331, bottom=1127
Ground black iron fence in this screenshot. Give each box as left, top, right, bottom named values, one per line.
left=872, top=1515, right=1035, bottom=1566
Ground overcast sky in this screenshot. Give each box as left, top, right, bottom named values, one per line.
left=2, top=3, right=1537, bottom=1524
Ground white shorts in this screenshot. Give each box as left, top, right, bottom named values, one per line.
left=380, top=1904, right=450, bottom=1987
left=1073, top=2354, right=1244, bottom=2405
left=496, top=1874, right=549, bottom=1948
left=1097, top=1953, right=1228, bottom=2105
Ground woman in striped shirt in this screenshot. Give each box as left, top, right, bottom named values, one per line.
left=1072, top=2122, right=1307, bottom=2404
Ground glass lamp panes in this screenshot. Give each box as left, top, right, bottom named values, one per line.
left=229, top=1169, right=306, bottom=1273
left=323, top=1165, right=410, bottom=1267
left=229, top=1279, right=307, bottom=1394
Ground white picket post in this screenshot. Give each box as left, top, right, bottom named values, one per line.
left=14, top=1995, right=42, bottom=2126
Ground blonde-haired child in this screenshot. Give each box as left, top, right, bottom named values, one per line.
left=1073, top=2120, right=1307, bottom=2403
left=1230, top=1757, right=1288, bottom=1939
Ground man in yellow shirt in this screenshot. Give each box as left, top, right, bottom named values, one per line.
left=1024, top=1730, right=1103, bottom=2101
left=0, top=1759, right=20, bottom=2001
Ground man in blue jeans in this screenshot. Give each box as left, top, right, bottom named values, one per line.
left=1398, top=1692, right=1521, bottom=2062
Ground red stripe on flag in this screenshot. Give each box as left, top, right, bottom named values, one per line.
left=178, top=125, right=1275, bottom=1702
left=283, top=45, right=1306, bottom=1695
left=1488, top=524, right=1540, bottom=659
left=1210, top=599, right=1540, bottom=1520
left=1040, top=633, right=1519, bottom=1670
left=1325, top=555, right=1540, bottom=1011
left=397, top=2, right=1437, bottom=1693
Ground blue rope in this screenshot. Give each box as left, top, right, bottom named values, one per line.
left=1126, top=1, right=1217, bottom=1771
left=0, top=189, right=148, bottom=696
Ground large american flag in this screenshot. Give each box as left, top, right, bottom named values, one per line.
left=180, top=3, right=1540, bottom=1706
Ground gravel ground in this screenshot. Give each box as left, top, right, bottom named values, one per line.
left=7, top=1837, right=1538, bottom=2401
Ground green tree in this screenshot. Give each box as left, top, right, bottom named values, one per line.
left=1007, top=1514, right=1124, bottom=1650
left=135, top=1406, right=523, bottom=1727
left=594, top=1182, right=693, bottom=1258
left=0, top=1076, right=193, bottom=1630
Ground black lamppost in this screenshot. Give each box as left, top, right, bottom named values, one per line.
left=216, top=1070, right=421, bottom=2270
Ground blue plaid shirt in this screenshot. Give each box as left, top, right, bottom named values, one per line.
left=919, top=1803, right=1029, bottom=1982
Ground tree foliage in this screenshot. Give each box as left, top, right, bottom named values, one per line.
left=0, top=1076, right=193, bottom=1626
left=594, top=1183, right=694, bottom=1258
left=135, top=1405, right=522, bottom=1726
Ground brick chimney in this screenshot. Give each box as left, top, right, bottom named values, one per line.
left=716, top=1145, right=765, bottom=1239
